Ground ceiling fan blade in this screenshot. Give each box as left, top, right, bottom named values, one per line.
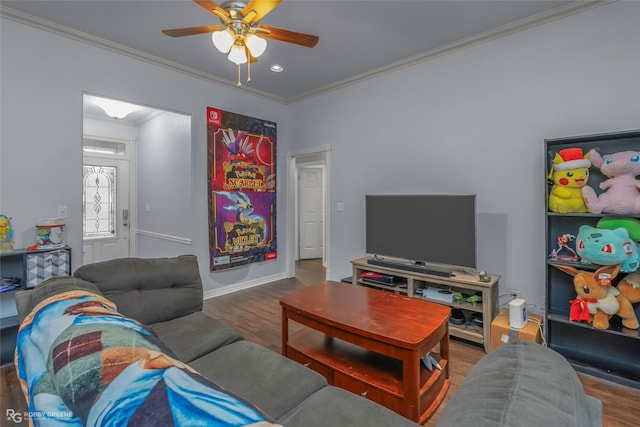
left=242, top=0, right=282, bottom=24
left=192, top=0, right=230, bottom=24
left=258, top=25, right=318, bottom=48
left=162, top=25, right=222, bottom=37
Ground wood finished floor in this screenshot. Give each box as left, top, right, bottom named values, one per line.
left=1, top=259, right=639, bottom=426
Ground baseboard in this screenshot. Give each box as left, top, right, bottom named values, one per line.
left=203, top=272, right=288, bottom=299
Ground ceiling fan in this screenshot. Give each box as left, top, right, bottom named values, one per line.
left=162, top=0, right=319, bottom=86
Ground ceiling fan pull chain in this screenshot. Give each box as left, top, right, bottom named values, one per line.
left=247, top=59, right=251, bottom=83
left=237, top=63, right=242, bottom=87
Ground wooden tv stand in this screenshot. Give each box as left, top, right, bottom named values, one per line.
left=352, top=257, right=499, bottom=352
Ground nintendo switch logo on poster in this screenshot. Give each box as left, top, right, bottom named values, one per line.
left=207, top=108, right=221, bottom=126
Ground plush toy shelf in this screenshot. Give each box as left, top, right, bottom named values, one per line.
left=545, top=129, right=640, bottom=390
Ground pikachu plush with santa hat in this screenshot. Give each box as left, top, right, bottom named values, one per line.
left=548, top=148, right=591, bottom=213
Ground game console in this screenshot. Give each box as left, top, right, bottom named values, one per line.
left=422, top=288, right=455, bottom=303
left=360, top=271, right=401, bottom=286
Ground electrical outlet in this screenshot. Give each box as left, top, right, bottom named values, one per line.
left=58, top=205, right=68, bottom=218
left=510, top=289, right=519, bottom=299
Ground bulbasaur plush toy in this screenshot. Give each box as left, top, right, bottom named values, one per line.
left=576, top=225, right=639, bottom=272
left=548, top=148, right=591, bottom=213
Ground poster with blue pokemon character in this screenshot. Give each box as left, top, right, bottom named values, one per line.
left=207, top=108, right=277, bottom=271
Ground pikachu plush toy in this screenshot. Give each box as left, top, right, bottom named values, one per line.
left=548, top=148, right=591, bottom=213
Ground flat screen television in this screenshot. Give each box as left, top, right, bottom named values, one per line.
left=365, top=194, right=476, bottom=270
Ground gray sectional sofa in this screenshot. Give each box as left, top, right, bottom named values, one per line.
left=435, top=340, right=602, bottom=427
left=14, top=255, right=419, bottom=427
left=14, top=255, right=602, bottom=426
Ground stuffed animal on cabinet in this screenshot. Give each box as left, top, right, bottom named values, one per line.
left=576, top=225, right=639, bottom=273
left=547, top=148, right=591, bottom=213
left=617, top=273, right=640, bottom=305
left=581, top=149, right=640, bottom=215
left=554, top=264, right=639, bottom=330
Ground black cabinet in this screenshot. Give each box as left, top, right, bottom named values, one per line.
left=545, top=130, right=640, bottom=389
left=0, top=246, right=71, bottom=365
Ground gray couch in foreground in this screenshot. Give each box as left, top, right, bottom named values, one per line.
left=436, top=341, right=602, bottom=427
left=14, top=255, right=419, bottom=427
left=15, top=255, right=602, bottom=426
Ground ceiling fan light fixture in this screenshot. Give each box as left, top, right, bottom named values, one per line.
left=245, top=34, right=267, bottom=58
left=212, top=28, right=234, bottom=53
left=228, top=43, right=248, bottom=64
left=162, top=0, right=318, bottom=87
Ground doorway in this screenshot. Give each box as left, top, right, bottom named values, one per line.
left=298, top=166, right=324, bottom=259
left=286, top=147, right=330, bottom=280
left=82, top=93, right=192, bottom=264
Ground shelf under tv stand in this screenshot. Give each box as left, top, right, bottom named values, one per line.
left=352, top=257, right=500, bottom=352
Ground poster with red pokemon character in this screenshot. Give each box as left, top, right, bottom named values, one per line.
left=207, top=107, right=277, bottom=271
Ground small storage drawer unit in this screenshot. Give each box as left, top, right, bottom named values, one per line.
left=0, top=246, right=71, bottom=365
left=24, top=248, right=71, bottom=288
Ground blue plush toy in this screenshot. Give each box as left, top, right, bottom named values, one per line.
left=576, top=225, right=639, bottom=272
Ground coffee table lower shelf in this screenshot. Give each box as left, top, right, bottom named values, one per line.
left=286, top=329, right=449, bottom=424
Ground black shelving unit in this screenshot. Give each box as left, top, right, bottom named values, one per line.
left=545, top=129, right=640, bottom=389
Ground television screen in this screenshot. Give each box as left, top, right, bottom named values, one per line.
left=365, top=194, right=476, bottom=269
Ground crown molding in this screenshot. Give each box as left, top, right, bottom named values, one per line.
left=287, top=0, right=614, bottom=103
left=1, top=1, right=613, bottom=105
left=0, top=5, right=286, bottom=103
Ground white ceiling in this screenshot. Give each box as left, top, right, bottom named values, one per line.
left=2, top=1, right=601, bottom=103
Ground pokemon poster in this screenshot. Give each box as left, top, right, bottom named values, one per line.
left=207, top=108, right=277, bottom=271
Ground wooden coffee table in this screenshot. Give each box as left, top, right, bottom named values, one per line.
left=280, top=281, right=450, bottom=424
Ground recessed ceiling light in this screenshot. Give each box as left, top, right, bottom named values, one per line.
left=270, top=64, right=284, bottom=73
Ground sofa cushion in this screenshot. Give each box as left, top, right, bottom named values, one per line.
left=435, top=341, right=602, bottom=427
left=150, top=311, right=243, bottom=363
left=189, top=341, right=328, bottom=420
left=15, top=277, right=103, bottom=322
left=278, top=386, right=419, bottom=427
left=74, top=255, right=203, bottom=325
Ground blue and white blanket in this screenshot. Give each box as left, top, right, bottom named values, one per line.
left=15, top=290, right=276, bottom=427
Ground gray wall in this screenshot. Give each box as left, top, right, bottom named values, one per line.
left=2, top=2, right=639, bottom=312
left=288, top=2, right=640, bottom=313
left=137, top=111, right=192, bottom=255
left=0, top=16, right=290, bottom=294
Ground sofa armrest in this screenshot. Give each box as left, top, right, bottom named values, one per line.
left=435, top=341, right=602, bottom=427
left=14, top=277, right=103, bottom=323
left=73, top=255, right=203, bottom=325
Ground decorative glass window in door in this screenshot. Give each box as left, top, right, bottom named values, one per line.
left=83, top=165, right=117, bottom=239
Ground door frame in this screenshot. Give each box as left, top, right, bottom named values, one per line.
left=286, top=146, right=330, bottom=279
left=82, top=132, right=137, bottom=264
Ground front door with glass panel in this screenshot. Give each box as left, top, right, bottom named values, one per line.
left=83, top=156, right=130, bottom=264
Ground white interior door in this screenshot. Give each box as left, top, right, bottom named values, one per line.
left=298, top=166, right=324, bottom=259
left=82, top=156, right=130, bottom=264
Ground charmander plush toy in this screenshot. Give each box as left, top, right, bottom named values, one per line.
left=547, top=148, right=591, bottom=213
left=554, top=264, right=639, bottom=330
